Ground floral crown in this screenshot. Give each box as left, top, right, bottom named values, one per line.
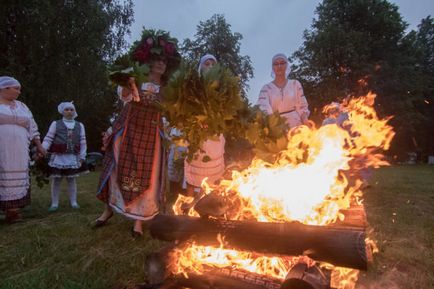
left=130, top=28, right=181, bottom=74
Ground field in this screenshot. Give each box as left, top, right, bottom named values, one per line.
left=1, top=165, right=433, bottom=289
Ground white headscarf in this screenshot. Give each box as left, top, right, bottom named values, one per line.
left=198, top=54, right=217, bottom=75
left=0, top=76, right=21, bottom=89
left=271, top=53, right=291, bottom=79
left=58, top=101, right=78, bottom=119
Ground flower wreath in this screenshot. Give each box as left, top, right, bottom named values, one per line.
left=108, top=28, right=181, bottom=87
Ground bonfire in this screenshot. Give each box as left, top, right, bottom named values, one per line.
left=144, top=92, right=394, bottom=289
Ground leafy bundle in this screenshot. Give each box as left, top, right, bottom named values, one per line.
left=245, top=109, right=289, bottom=163
left=107, top=54, right=149, bottom=87
left=161, top=62, right=244, bottom=161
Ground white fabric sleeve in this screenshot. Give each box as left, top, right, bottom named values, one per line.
left=79, top=123, right=87, bottom=160
left=21, top=102, right=40, bottom=140
left=117, top=86, right=133, bottom=104
left=42, top=121, right=57, bottom=150
left=295, top=80, right=310, bottom=120
left=256, top=85, right=273, bottom=115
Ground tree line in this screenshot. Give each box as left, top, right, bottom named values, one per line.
left=1, top=0, right=432, bottom=161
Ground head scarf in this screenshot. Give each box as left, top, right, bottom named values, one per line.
left=0, top=76, right=21, bottom=89
left=198, top=54, right=218, bottom=75
left=271, top=53, right=290, bottom=79
left=58, top=101, right=78, bottom=119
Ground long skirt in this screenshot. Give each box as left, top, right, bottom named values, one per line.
left=97, top=102, right=165, bottom=220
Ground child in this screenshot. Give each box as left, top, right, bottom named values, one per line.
left=42, top=102, right=87, bottom=211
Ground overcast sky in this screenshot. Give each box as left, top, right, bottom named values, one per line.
left=129, top=0, right=433, bottom=103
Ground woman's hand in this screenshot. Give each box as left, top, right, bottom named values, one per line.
left=128, top=77, right=140, bottom=102
left=35, top=145, right=46, bottom=160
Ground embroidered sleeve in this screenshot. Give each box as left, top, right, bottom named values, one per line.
left=295, top=80, right=310, bottom=120
left=257, top=84, right=273, bottom=115
left=21, top=102, right=40, bottom=140
left=42, top=121, right=57, bottom=150
left=117, top=86, right=133, bottom=104
left=79, top=123, right=87, bottom=160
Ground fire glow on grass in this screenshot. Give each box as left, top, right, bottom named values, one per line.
left=172, top=93, right=395, bottom=289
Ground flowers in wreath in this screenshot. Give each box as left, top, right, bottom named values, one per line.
left=108, top=28, right=181, bottom=88
left=130, top=29, right=181, bottom=74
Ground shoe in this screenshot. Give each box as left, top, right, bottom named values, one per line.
left=5, top=210, right=23, bottom=224
left=93, top=211, right=113, bottom=228
left=71, top=203, right=80, bottom=209
left=48, top=206, right=58, bottom=212
left=131, top=226, right=143, bottom=239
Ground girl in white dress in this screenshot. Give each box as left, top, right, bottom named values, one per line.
left=42, top=102, right=87, bottom=211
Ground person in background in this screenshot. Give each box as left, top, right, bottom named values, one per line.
left=183, top=54, right=226, bottom=197
left=42, top=101, right=87, bottom=211
left=257, top=53, right=310, bottom=129
left=321, top=102, right=341, bottom=126
left=0, top=76, right=45, bottom=223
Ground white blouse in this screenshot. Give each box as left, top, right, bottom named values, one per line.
left=257, top=80, right=310, bottom=128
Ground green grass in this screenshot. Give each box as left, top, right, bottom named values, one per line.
left=357, top=165, right=434, bottom=289
left=1, top=166, right=433, bottom=289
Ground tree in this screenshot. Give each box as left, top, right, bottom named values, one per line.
left=0, top=0, right=134, bottom=151
left=410, top=16, right=434, bottom=156
left=181, top=14, right=254, bottom=96
left=290, top=0, right=430, bottom=159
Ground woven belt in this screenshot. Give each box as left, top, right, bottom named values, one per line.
left=279, top=109, right=296, bottom=115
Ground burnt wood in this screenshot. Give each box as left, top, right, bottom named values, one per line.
left=149, top=215, right=368, bottom=270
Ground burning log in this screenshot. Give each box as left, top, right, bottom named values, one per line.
left=282, top=263, right=330, bottom=289
left=149, top=215, right=368, bottom=270
left=172, top=268, right=282, bottom=289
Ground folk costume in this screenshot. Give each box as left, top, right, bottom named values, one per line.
left=42, top=102, right=87, bottom=210
left=183, top=54, right=226, bottom=188
left=0, top=77, right=40, bottom=212
left=97, top=30, right=181, bottom=221
left=97, top=84, right=165, bottom=220
left=257, top=53, right=310, bottom=129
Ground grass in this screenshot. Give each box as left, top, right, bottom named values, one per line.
left=1, top=165, right=433, bottom=289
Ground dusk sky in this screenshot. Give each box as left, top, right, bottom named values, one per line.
left=129, top=0, right=434, bottom=103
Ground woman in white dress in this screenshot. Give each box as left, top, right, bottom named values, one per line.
left=257, top=53, right=310, bottom=129
left=183, top=54, right=226, bottom=196
left=0, top=76, right=45, bottom=223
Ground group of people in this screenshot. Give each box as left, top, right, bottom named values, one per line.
left=0, top=43, right=312, bottom=232
left=0, top=76, right=87, bottom=222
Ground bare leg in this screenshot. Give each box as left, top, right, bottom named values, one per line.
left=96, top=205, right=113, bottom=221
left=133, top=219, right=143, bottom=235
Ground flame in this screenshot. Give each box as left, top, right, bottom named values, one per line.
left=171, top=93, right=394, bottom=288
left=172, top=235, right=312, bottom=280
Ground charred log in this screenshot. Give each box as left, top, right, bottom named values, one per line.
left=282, top=263, right=330, bottom=289
left=149, top=215, right=368, bottom=270
left=169, top=267, right=282, bottom=289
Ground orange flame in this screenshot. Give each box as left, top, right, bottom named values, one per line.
left=172, top=93, right=394, bottom=288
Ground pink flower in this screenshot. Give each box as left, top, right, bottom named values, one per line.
left=158, top=36, right=166, bottom=47
left=164, top=42, right=176, bottom=56
left=132, top=43, right=150, bottom=63
left=146, top=37, right=153, bottom=45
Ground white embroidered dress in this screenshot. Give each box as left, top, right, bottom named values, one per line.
left=257, top=80, right=310, bottom=128
left=184, top=134, right=226, bottom=187
left=0, top=101, right=40, bottom=202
